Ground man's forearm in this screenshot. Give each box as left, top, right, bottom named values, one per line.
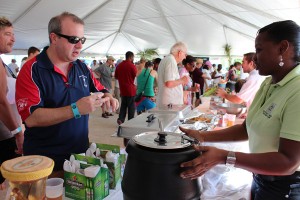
left=25, top=106, right=74, bottom=127
left=224, top=93, right=244, bottom=104
left=203, top=122, right=248, bottom=142
left=0, top=99, right=19, bottom=130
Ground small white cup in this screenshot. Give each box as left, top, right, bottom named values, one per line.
left=46, top=178, right=64, bottom=199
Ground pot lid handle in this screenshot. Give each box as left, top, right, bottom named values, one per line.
left=154, top=132, right=167, bottom=145
left=153, top=131, right=200, bottom=146
left=158, top=118, right=163, bottom=132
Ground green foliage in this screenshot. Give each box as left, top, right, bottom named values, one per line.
left=137, top=48, right=159, bottom=60
left=223, top=44, right=232, bottom=65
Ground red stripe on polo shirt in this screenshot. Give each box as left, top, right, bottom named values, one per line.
left=89, top=68, right=105, bottom=91
left=16, top=57, right=41, bottom=121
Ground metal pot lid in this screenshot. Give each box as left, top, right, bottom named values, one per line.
left=132, top=131, right=192, bottom=149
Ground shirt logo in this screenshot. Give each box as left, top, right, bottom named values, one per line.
left=263, top=103, right=276, bottom=118
left=17, top=98, right=28, bottom=111
left=79, top=75, right=87, bottom=87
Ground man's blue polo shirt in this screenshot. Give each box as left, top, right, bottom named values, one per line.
left=16, top=47, right=107, bottom=170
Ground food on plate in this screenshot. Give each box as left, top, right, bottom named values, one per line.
left=188, top=115, right=212, bottom=123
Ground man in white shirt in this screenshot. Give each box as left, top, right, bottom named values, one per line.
left=7, top=59, right=18, bottom=77
left=216, top=52, right=265, bottom=108
left=157, top=42, right=189, bottom=107
left=20, top=46, right=40, bottom=69
left=90, top=59, right=99, bottom=70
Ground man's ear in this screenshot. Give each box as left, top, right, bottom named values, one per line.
left=49, top=32, right=58, bottom=44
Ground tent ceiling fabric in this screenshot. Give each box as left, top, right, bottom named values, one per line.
left=2, top=0, right=300, bottom=57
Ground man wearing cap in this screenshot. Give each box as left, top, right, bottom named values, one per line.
left=205, top=60, right=214, bottom=75
left=94, top=56, right=115, bottom=118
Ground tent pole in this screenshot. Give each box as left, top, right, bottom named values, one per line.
left=153, top=0, right=178, bottom=42
left=189, top=0, right=261, bottom=30
left=223, top=0, right=284, bottom=21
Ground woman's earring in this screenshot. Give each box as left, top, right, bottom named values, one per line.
left=279, top=55, right=284, bottom=67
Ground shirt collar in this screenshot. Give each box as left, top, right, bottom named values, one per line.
left=38, top=46, right=77, bottom=70
left=249, top=69, right=258, bottom=76
left=276, top=64, right=300, bottom=87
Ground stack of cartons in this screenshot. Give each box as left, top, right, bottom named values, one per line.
left=64, top=154, right=109, bottom=200
left=95, top=143, right=125, bottom=189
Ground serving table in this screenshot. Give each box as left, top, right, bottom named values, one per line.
left=195, top=97, right=252, bottom=199
left=69, top=97, right=251, bottom=200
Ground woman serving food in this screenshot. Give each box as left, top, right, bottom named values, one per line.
left=180, top=20, right=300, bottom=199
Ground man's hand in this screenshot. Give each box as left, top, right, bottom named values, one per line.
left=76, top=93, right=105, bottom=115
left=181, top=76, right=189, bottom=85
left=102, top=93, right=119, bottom=112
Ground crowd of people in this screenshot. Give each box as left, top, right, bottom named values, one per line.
left=1, top=11, right=300, bottom=199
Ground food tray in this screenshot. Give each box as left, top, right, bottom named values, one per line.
left=117, top=113, right=178, bottom=139
left=147, top=104, right=192, bottom=119
left=173, top=122, right=210, bottom=133
left=183, top=114, right=218, bottom=127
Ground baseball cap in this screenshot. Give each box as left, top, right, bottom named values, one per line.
left=107, top=56, right=115, bottom=61
left=205, top=60, right=212, bottom=67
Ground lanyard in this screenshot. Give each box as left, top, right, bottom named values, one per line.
left=2, top=61, right=17, bottom=78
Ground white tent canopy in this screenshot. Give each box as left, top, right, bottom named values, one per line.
left=2, top=0, right=300, bottom=57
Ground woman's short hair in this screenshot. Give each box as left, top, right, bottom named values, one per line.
left=145, top=61, right=153, bottom=68
left=153, top=58, right=161, bottom=64
left=203, top=64, right=209, bottom=70
left=196, top=58, right=203, bottom=65
left=258, top=20, right=300, bottom=62
left=182, top=55, right=196, bottom=66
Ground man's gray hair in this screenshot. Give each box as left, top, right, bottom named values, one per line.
left=48, top=12, right=84, bottom=43
left=170, top=42, right=187, bottom=54
left=0, top=17, right=12, bottom=31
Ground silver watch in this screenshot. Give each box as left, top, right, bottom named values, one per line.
left=225, top=151, right=236, bottom=167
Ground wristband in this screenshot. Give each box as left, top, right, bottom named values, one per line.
left=11, top=126, right=22, bottom=135
left=71, top=102, right=81, bottom=119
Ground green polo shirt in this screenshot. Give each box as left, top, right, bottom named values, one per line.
left=246, top=64, right=300, bottom=154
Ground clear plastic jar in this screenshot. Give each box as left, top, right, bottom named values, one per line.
left=9, top=178, right=47, bottom=200
left=1, top=155, right=54, bottom=200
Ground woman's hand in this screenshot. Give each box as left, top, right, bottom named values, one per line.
left=179, top=126, right=204, bottom=143
left=180, top=145, right=227, bottom=179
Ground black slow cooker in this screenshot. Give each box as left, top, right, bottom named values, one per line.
left=122, top=131, right=201, bottom=200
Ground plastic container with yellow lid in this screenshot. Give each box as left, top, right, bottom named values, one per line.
left=1, top=155, right=54, bottom=200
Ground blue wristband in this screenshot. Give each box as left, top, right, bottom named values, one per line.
left=71, top=102, right=81, bottom=119
left=11, top=126, right=22, bottom=135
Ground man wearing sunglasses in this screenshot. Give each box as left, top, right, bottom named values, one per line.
left=15, top=12, right=119, bottom=177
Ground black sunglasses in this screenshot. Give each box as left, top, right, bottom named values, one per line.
left=55, top=32, right=86, bottom=44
